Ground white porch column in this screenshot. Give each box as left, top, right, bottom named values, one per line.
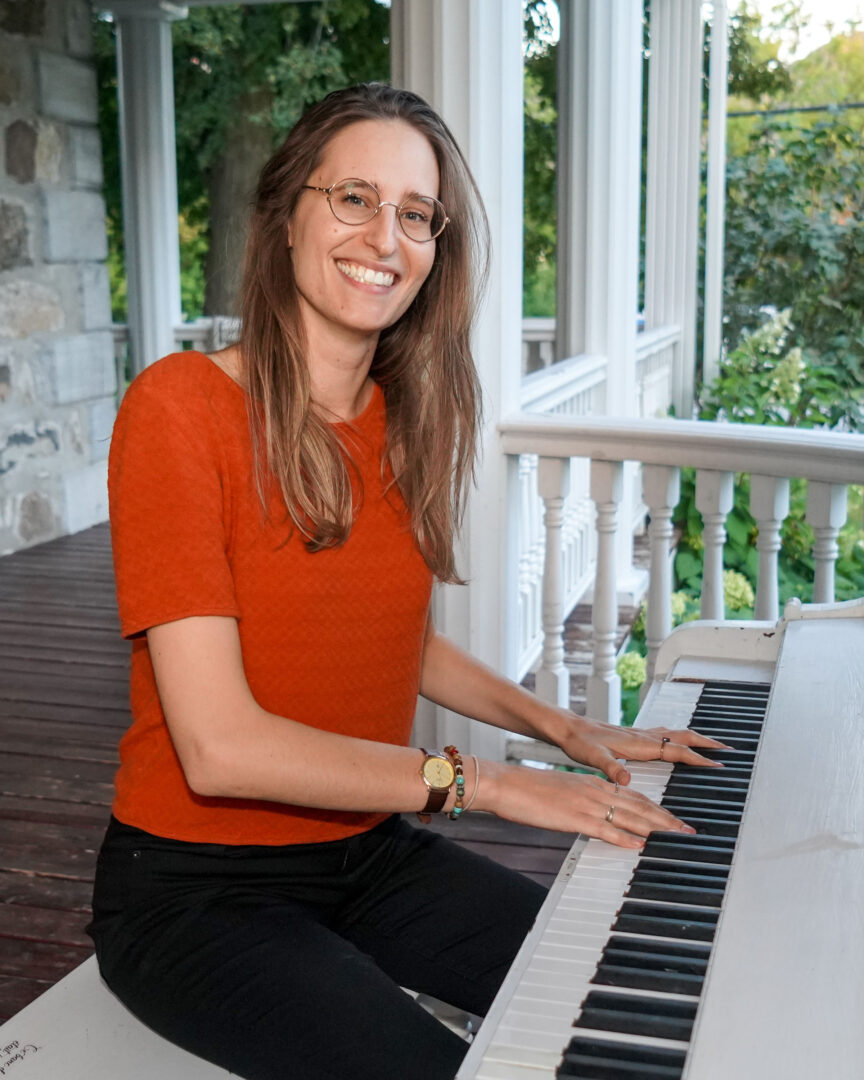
left=556, top=0, right=645, bottom=595
left=703, top=0, right=730, bottom=387
left=644, top=0, right=704, bottom=416
left=109, top=1, right=185, bottom=374
left=391, top=0, right=524, bottom=760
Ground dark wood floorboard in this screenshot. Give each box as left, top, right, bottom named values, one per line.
left=0, top=523, right=579, bottom=1023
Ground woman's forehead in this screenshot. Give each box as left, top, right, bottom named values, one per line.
left=315, top=119, right=440, bottom=195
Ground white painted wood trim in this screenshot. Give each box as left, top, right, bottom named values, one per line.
left=703, top=0, right=730, bottom=387
left=111, top=4, right=185, bottom=372
left=499, top=414, right=864, bottom=485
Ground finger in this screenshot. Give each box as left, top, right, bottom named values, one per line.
left=598, top=753, right=631, bottom=787
left=672, top=730, right=732, bottom=750
left=662, top=743, right=727, bottom=768
left=596, top=787, right=694, bottom=836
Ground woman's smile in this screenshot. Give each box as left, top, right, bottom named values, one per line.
left=335, top=260, right=397, bottom=288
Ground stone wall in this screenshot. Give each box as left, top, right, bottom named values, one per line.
left=0, top=0, right=114, bottom=554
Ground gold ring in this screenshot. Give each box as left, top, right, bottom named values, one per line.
left=605, top=805, right=615, bottom=824
left=659, top=736, right=671, bottom=760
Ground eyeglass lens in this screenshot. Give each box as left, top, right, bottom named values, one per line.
left=328, top=179, right=446, bottom=241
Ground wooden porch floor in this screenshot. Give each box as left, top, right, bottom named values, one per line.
left=0, top=524, right=579, bottom=1023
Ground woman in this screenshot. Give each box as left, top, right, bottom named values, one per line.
left=90, top=84, right=720, bottom=1080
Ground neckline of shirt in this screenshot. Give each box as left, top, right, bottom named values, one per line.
left=191, top=350, right=383, bottom=430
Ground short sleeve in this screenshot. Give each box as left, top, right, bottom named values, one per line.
left=109, top=373, right=241, bottom=639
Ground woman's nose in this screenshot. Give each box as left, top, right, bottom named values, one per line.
left=362, top=203, right=401, bottom=253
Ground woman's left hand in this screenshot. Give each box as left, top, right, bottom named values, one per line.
left=555, top=714, right=728, bottom=787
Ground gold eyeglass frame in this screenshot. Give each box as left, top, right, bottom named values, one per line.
left=301, top=178, right=449, bottom=242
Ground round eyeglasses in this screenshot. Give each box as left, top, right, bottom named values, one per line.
left=301, top=178, right=449, bottom=243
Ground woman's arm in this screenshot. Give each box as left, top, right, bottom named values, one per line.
left=418, top=615, right=725, bottom=787
left=148, top=614, right=692, bottom=847
left=148, top=615, right=438, bottom=812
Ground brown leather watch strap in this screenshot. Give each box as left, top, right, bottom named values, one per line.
left=417, top=787, right=448, bottom=824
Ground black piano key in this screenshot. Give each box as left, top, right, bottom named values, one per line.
left=688, top=733, right=759, bottom=750
left=688, top=748, right=755, bottom=766
left=612, top=901, right=719, bottom=941
left=696, top=700, right=768, bottom=714
left=601, top=934, right=712, bottom=962
left=594, top=937, right=709, bottom=987
left=641, top=836, right=734, bottom=865
left=591, top=962, right=705, bottom=994
left=558, top=1036, right=687, bottom=1079
left=669, top=761, right=753, bottom=776
left=691, top=706, right=764, bottom=719
left=690, top=715, right=764, bottom=730
left=625, top=880, right=726, bottom=906
left=665, top=786, right=747, bottom=803
left=575, top=991, right=698, bottom=1041
left=631, top=864, right=729, bottom=886
left=664, top=797, right=743, bottom=812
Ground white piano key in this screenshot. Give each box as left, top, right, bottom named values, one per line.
left=475, top=1061, right=553, bottom=1079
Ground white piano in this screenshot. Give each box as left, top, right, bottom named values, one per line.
left=458, top=598, right=864, bottom=1080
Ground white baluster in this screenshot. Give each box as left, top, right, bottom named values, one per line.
left=536, top=457, right=572, bottom=707
left=528, top=455, right=543, bottom=651
left=586, top=459, right=624, bottom=724
left=696, top=470, right=734, bottom=619
left=518, top=455, right=534, bottom=654
left=642, top=465, right=681, bottom=685
left=806, top=481, right=847, bottom=603
left=750, top=474, right=790, bottom=620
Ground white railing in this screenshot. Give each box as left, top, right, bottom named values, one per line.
left=515, top=355, right=608, bottom=677
left=521, top=316, right=556, bottom=374
left=112, top=317, right=241, bottom=398
left=512, top=323, right=680, bottom=679
left=500, top=413, right=864, bottom=740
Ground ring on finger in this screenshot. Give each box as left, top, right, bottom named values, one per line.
left=659, top=736, right=671, bottom=760
left=605, top=804, right=615, bottom=824
left=614, top=780, right=620, bottom=795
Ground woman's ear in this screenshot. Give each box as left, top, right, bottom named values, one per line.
left=286, top=222, right=293, bottom=249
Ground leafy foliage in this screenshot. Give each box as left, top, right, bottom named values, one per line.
left=724, top=2, right=794, bottom=101
left=721, top=116, right=864, bottom=425
left=523, top=4, right=557, bottom=317
left=701, top=308, right=864, bottom=430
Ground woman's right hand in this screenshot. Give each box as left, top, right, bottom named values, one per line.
left=475, top=759, right=695, bottom=849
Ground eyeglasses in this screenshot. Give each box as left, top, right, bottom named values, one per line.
left=301, top=178, right=449, bottom=243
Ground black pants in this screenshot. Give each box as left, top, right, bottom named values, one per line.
left=88, top=814, right=545, bottom=1080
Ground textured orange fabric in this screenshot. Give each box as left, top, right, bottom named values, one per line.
left=108, top=351, right=432, bottom=845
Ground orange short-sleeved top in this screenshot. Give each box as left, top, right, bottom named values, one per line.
left=108, top=351, right=433, bottom=845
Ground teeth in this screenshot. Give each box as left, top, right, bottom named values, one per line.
left=337, top=261, right=395, bottom=287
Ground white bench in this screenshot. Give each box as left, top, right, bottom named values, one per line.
left=0, top=957, right=233, bottom=1079
left=0, top=957, right=475, bottom=1078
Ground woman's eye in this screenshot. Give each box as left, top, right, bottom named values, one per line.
left=343, top=192, right=369, bottom=208
left=401, top=207, right=430, bottom=224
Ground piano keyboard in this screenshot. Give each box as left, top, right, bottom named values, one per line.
left=557, top=679, right=769, bottom=1079
left=457, top=678, right=770, bottom=1080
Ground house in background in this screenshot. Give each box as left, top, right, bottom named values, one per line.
left=1, top=0, right=861, bottom=760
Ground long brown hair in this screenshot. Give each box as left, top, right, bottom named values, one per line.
left=239, top=83, right=488, bottom=583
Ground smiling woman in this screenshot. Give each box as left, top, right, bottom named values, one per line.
left=89, top=82, right=721, bottom=1080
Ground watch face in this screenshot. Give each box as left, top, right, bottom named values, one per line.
left=423, top=756, right=455, bottom=789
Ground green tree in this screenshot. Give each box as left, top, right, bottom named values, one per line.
left=94, top=2, right=389, bottom=321
left=720, top=115, right=864, bottom=428
left=523, top=31, right=556, bottom=317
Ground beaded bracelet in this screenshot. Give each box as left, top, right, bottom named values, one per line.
left=443, top=745, right=466, bottom=819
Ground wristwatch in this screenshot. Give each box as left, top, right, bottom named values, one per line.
left=417, top=748, right=456, bottom=823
